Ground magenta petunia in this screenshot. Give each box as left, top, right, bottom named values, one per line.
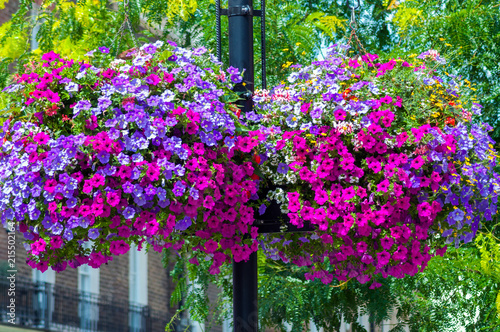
left=410, top=156, right=425, bottom=169
left=334, top=108, right=346, bottom=121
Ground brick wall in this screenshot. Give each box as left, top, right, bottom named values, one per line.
left=99, top=253, right=129, bottom=304
left=0, top=0, right=19, bottom=26
left=0, top=228, right=33, bottom=282
left=147, top=250, right=171, bottom=315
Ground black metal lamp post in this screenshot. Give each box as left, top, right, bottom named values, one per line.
left=217, top=1, right=260, bottom=331
left=224, top=1, right=259, bottom=330
left=217, top=1, right=316, bottom=330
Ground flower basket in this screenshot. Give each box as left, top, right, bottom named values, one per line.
left=249, top=46, right=500, bottom=285
left=0, top=42, right=261, bottom=274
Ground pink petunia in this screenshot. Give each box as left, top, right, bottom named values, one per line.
left=187, top=109, right=201, bottom=123
left=430, top=171, right=441, bottom=183
left=163, top=72, right=174, bottom=83
left=417, top=202, right=432, bottom=218
left=380, top=95, right=393, bottom=104
left=348, top=58, right=361, bottom=68
left=410, top=156, right=425, bottom=170
left=203, top=196, right=215, bottom=210
left=41, top=51, right=60, bottom=63
left=204, top=240, right=219, bottom=253
left=107, top=191, right=121, bottom=207
left=334, top=108, right=346, bottom=121
left=109, top=240, right=130, bottom=255
left=394, top=95, right=403, bottom=107
left=376, top=251, right=391, bottom=267
left=314, top=189, right=329, bottom=205
left=50, top=236, right=63, bottom=249
left=377, top=179, right=390, bottom=192
left=193, top=142, right=205, bottom=155
left=396, top=131, right=408, bottom=147
left=145, top=74, right=160, bottom=85
left=34, top=132, right=50, bottom=145
left=300, top=103, right=311, bottom=113
left=185, top=122, right=198, bottom=135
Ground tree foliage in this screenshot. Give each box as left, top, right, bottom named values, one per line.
left=384, top=0, right=500, bottom=141
left=2, top=0, right=498, bottom=136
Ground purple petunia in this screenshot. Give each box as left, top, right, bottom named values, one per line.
left=173, top=181, right=186, bottom=197
left=122, top=207, right=135, bottom=219
left=277, top=163, right=289, bottom=174
left=175, top=216, right=192, bottom=231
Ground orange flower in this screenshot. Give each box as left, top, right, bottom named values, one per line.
left=445, top=117, right=455, bottom=126
left=342, top=89, right=352, bottom=100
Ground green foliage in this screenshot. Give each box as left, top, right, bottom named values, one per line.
left=0, top=21, right=28, bottom=60
left=306, top=12, right=347, bottom=39
left=164, top=0, right=341, bottom=89
left=259, top=257, right=393, bottom=332
left=385, top=0, right=500, bottom=141
left=258, top=234, right=500, bottom=332
left=167, top=251, right=233, bottom=328
left=394, top=240, right=500, bottom=331
left=476, top=231, right=500, bottom=281
left=141, top=0, right=197, bottom=25
left=0, top=260, right=10, bottom=277
left=0, top=58, right=13, bottom=94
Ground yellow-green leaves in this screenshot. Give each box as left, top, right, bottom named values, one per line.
left=383, top=0, right=399, bottom=10
left=497, top=290, right=500, bottom=317
left=0, top=22, right=27, bottom=59
left=306, top=12, right=346, bottom=39
left=165, top=0, right=198, bottom=22
left=392, top=6, right=423, bottom=36
left=476, top=232, right=500, bottom=280
left=476, top=230, right=500, bottom=317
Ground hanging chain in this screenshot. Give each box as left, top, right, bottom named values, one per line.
left=111, top=0, right=139, bottom=58
left=345, top=0, right=372, bottom=62
left=260, top=0, right=266, bottom=90
left=216, top=0, right=222, bottom=63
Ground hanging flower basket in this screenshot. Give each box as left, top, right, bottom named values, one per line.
left=250, top=46, right=499, bottom=285
left=0, top=42, right=261, bottom=274
left=1, top=42, right=498, bottom=286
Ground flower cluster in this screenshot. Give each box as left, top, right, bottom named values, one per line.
left=0, top=42, right=260, bottom=274
left=1, top=41, right=497, bottom=286
left=251, top=45, right=499, bottom=287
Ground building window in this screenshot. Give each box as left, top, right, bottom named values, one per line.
left=129, top=244, right=148, bottom=332
left=78, top=243, right=100, bottom=330
left=32, top=268, right=55, bottom=328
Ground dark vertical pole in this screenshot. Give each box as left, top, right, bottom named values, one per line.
left=228, top=0, right=255, bottom=113
left=228, top=0, right=258, bottom=331
left=260, top=0, right=266, bottom=90
left=233, top=252, right=258, bottom=332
